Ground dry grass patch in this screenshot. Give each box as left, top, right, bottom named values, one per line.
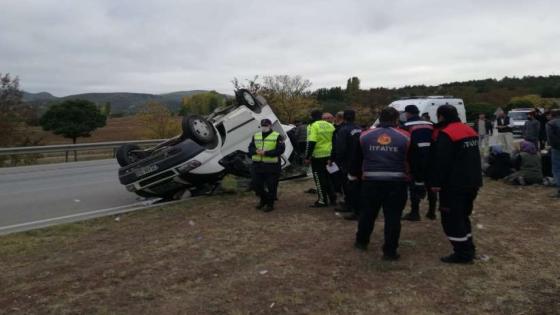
left=0, top=179, right=559, bottom=314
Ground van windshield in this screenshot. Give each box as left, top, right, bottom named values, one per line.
left=508, top=112, right=528, bottom=121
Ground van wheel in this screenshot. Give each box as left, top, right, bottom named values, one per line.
left=236, top=89, right=259, bottom=111
left=182, top=115, right=217, bottom=145
left=116, top=144, right=143, bottom=167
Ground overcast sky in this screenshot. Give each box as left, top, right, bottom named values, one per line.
left=1, top=0, right=559, bottom=96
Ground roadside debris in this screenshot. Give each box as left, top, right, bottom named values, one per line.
left=73, top=199, right=80, bottom=203
left=476, top=224, right=484, bottom=229
left=114, top=216, right=121, bottom=222
left=270, top=302, right=275, bottom=308
left=188, top=220, right=195, bottom=226
left=259, top=270, right=268, bottom=275
left=478, top=255, right=490, bottom=262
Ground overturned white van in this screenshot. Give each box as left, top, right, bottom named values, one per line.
left=385, top=96, right=467, bottom=124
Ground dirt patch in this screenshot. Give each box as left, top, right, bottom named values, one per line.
left=1, top=179, right=559, bottom=314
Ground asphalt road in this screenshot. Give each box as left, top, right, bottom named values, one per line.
left=0, top=159, right=154, bottom=234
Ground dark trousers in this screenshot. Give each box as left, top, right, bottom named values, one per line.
left=253, top=171, right=279, bottom=206
left=346, top=179, right=361, bottom=214
left=311, top=157, right=336, bottom=205
left=428, top=190, right=438, bottom=212
left=409, top=182, right=427, bottom=215
left=331, top=170, right=345, bottom=194
left=439, top=189, right=478, bottom=260
left=356, top=181, right=408, bottom=255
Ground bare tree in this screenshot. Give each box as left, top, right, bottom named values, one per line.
left=0, top=73, right=24, bottom=147
left=136, top=101, right=181, bottom=139
left=261, top=75, right=317, bottom=123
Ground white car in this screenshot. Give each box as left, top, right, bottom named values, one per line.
left=508, top=108, right=533, bottom=136
left=116, top=89, right=298, bottom=199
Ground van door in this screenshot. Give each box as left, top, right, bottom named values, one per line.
left=426, top=100, right=439, bottom=123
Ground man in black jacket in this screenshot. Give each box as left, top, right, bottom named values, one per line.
left=331, top=110, right=363, bottom=219
left=248, top=119, right=285, bottom=212
left=429, top=105, right=482, bottom=264
left=401, top=105, right=434, bottom=221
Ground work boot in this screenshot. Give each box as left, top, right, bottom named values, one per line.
left=309, top=201, right=328, bottom=208
left=263, top=204, right=274, bottom=212
left=341, top=212, right=358, bottom=221
left=382, top=252, right=401, bottom=261
left=255, top=201, right=266, bottom=210
left=426, top=211, right=436, bottom=220
left=440, top=253, right=474, bottom=264
left=402, top=212, right=420, bottom=221
left=354, top=241, right=368, bottom=251
left=334, top=203, right=352, bottom=212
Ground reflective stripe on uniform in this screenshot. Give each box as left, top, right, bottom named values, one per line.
left=418, top=142, right=431, bottom=147
left=363, top=171, right=407, bottom=178
left=447, top=233, right=472, bottom=242
left=405, top=120, right=433, bottom=126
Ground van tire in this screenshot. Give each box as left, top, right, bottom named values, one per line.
left=116, top=144, right=142, bottom=167
left=182, top=115, right=217, bottom=145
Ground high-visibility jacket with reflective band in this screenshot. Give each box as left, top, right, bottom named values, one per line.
left=308, top=120, right=335, bottom=158
left=252, top=131, right=280, bottom=163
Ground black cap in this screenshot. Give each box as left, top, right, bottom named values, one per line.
left=260, top=119, right=272, bottom=126
left=343, top=109, right=356, bottom=121
left=310, top=109, right=323, bottom=120
left=436, top=105, right=459, bottom=122
left=404, top=105, right=420, bottom=115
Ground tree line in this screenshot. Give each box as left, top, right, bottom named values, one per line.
left=3, top=72, right=560, bottom=161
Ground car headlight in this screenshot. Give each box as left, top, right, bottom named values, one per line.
left=178, top=160, right=202, bottom=173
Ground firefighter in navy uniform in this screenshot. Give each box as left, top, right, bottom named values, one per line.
left=248, top=119, right=285, bottom=212
left=331, top=109, right=363, bottom=220
left=429, top=105, right=482, bottom=264
left=401, top=105, right=435, bottom=221
left=351, top=107, right=411, bottom=260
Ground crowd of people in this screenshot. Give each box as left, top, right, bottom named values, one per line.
left=480, top=109, right=560, bottom=191
left=248, top=104, right=560, bottom=265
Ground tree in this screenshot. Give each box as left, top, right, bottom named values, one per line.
left=345, top=76, right=361, bottom=103
left=100, top=102, right=112, bottom=116
left=136, top=101, right=180, bottom=138
left=507, top=94, right=555, bottom=111
left=180, top=91, right=225, bottom=116
left=0, top=73, right=25, bottom=147
left=465, top=102, right=499, bottom=122
left=40, top=99, right=107, bottom=144
left=261, top=75, right=318, bottom=123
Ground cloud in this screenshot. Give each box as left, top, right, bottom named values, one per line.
left=0, top=0, right=559, bottom=96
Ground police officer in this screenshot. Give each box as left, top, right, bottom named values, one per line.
left=331, top=110, right=363, bottom=220
left=429, top=105, right=482, bottom=264
left=351, top=107, right=410, bottom=260
left=305, top=109, right=336, bottom=207
left=401, top=105, right=435, bottom=221
left=248, top=119, right=285, bottom=212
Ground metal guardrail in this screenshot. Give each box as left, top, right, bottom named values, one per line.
left=0, top=139, right=166, bottom=162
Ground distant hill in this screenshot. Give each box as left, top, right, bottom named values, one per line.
left=22, top=90, right=221, bottom=114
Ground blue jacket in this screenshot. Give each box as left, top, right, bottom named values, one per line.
left=350, top=124, right=411, bottom=182
left=404, top=116, right=434, bottom=183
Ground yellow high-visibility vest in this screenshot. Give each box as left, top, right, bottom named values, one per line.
left=308, top=120, right=334, bottom=158
left=252, top=131, right=280, bottom=163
